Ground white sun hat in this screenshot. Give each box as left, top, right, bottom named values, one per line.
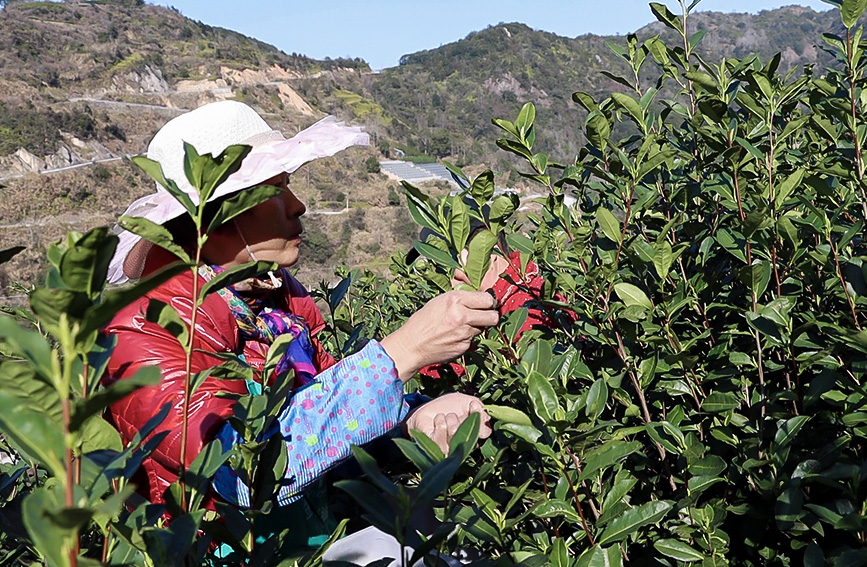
left=108, top=100, right=368, bottom=284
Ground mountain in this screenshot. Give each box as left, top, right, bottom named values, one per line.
left=296, top=6, right=840, bottom=172
left=0, top=0, right=846, bottom=294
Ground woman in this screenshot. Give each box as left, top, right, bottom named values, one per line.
left=104, top=101, right=497, bottom=560
left=414, top=224, right=575, bottom=385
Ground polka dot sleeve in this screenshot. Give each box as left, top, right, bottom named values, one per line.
left=213, top=340, right=409, bottom=507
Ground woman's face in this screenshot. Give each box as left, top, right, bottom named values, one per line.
left=214, top=172, right=307, bottom=269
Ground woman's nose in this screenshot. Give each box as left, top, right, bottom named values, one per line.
left=283, top=189, right=306, bottom=217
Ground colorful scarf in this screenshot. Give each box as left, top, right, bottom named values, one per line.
left=198, top=265, right=317, bottom=386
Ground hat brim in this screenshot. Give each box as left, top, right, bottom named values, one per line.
left=108, top=116, right=368, bottom=284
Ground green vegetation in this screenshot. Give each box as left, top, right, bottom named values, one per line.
left=294, top=6, right=851, bottom=172
left=4, top=2, right=867, bottom=565
left=0, top=102, right=97, bottom=155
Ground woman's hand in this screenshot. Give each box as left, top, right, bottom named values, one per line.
left=380, top=291, right=499, bottom=382
left=405, top=393, right=492, bottom=454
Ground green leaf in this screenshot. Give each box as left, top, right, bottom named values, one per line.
left=489, top=193, right=519, bottom=226
left=78, top=262, right=188, bottom=338
left=131, top=155, right=195, bottom=218
left=774, top=169, right=805, bottom=206
left=70, top=366, right=161, bottom=433
left=349, top=445, right=399, bottom=497
left=196, top=144, right=252, bottom=202
left=596, top=208, right=621, bottom=243
left=688, top=475, right=723, bottom=495
left=414, top=241, right=459, bottom=270
left=470, top=170, right=495, bottom=203
left=441, top=160, right=470, bottom=188
left=579, top=441, right=642, bottom=481
left=586, top=111, right=611, bottom=150
left=414, top=453, right=463, bottom=508
left=80, top=415, right=123, bottom=453
left=205, top=183, right=284, bottom=233
left=187, top=439, right=232, bottom=509
left=577, top=545, right=623, bottom=567
left=0, top=362, right=61, bottom=424
left=393, top=438, right=436, bottom=474
left=200, top=260, right=277, bottom=298
left=0, top=391, right=66, bottom=481
left=402, top=182, right=439, bottom=231
left=715, top=228, right=747, bottom=264
left=485, top=404, right=533, bottom=426
left=30, top=288, right=91, bottom=332
left=742, top=206, right=772, bottom=238
left=572, top=91, right=599, bottom=112
left=22, top=488, right=74, bottom=567
left=146, top=300, right=189, bottom=347
left=702, top=391, right=740, bottom=413
left=735, top=137, right=764, bottom=161
left=515, top=102, right=536, bottom=140
left=841, top=0, right=867, bottom=28
left=653, top=241, right=673, bottom=279
left=447, top=411, right=480, bottom=459
left=534, top=499, right=580, bottom=523
left=491, top=118, right=520, bottom=139
left=449, top=196, right=470, bottom=251
left=610, top=93, right=644, bottom=128
left=497, top=138, right=533, bottom=161
left=739, top=262, right=772, bottom=298
left=649, top=2, right=684, bottom=33
left=773, top=415, right=810, bottom=449
left=689, top=455, right=726, bottom=477
left=585, top=378, right=608, bottom=420
left=654, top=539, right=704, bottom=562
left=410, top=428, right=446, bottom=462
left=504, top=307, right=529, bottom=345
left=58, top=227, right=116, bottom=297
left=328, top=276, right=352, bottom=313
left=614, top=283, right=653, bottom=310
left=596, top=500, right=672, bottom=545
left=636, top=148, right=674, bottom=180
left=117, top=216, right=191, bottom=264
left=527, top=370, right=559, bottom=423
left=0, top=317, right=56, bottom=380
left=465, top=229, right=497, bottom=290
left=549, top=538, right=570, bottom=567
left=685, top=71, right=717, bottom=91
left=498, top=422, right=542, bottom=444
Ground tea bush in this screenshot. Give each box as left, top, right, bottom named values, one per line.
left=2, top=1, right=867, bottom=566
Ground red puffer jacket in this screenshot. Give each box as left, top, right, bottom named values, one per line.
left=104, top=269, right=336, bottom=505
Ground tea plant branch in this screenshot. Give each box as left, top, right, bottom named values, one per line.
left=730, top=138, right=767, bottom=429
left=608, top=314, right=677, bottom=491
left=536, top=456, right=562, bottom=539
left=564, top=447, right=600, bottom=520
left=845, top=27, right=867, bottom=219
left=554, top=445, right=594, bottom=546
left=603, top=180, right=638, bottom=304
left=829, top=234, right=862, bottom=331
left=177, top=234, right=203, bottom=513
left=59, top=319, right=80, bottom=567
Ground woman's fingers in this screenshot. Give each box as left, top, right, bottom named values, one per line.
left=381, top=290, right=500, bottom=380
left=429, top=412, right=461, bottom=454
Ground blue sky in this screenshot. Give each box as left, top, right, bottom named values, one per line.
left=149, top=1, right=834, bottom=70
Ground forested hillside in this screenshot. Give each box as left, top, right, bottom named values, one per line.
left=297, top=6, right=841, bottom=172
